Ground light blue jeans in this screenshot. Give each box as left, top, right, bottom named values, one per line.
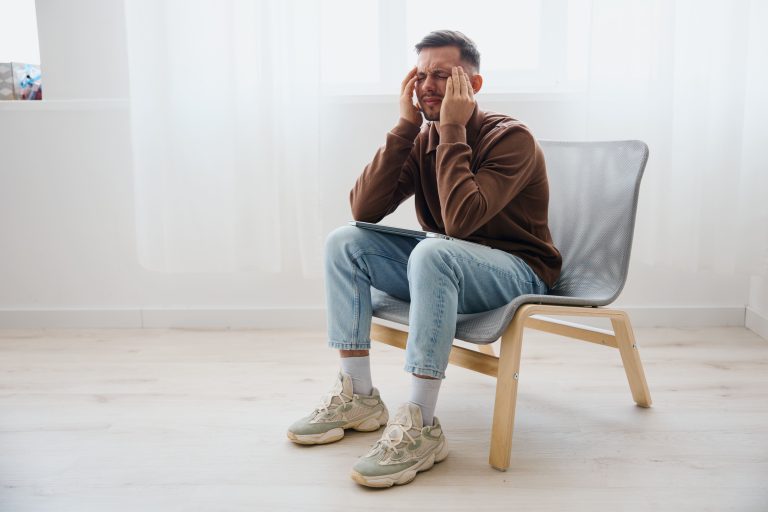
left=325, top=226, right=548, bottom=379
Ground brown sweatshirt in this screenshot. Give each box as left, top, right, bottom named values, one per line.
left=350, top=105, right=562, bottom=288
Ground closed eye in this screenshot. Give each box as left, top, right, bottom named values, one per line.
left=415, top=72, right=451, bottom=82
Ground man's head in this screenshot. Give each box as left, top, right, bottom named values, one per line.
left=414, top=30, right=483, bottom=121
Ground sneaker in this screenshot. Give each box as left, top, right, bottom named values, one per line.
left=287, top=372, right=389, bottom=445
left=350, top=402, right=449, bottom=488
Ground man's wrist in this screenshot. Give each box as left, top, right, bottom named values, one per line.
left=392, top=117, right=422, bottom=140
left=438, top=123, right=467, bottom=144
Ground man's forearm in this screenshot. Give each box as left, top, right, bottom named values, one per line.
left=434, top=137, right=478, bottom=238
left=434, top=126, right=537, bottom=238
left=350, top=118, right=420, bottom=222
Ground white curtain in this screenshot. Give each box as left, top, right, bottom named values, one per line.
left=580, top=0, right=768, bottom=277
left=124, top=0, right=767, bottom=280
left=125, top=0, right=323, bottom=276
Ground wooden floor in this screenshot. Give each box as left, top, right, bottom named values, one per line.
left=0, top=326, right=766, bottom=511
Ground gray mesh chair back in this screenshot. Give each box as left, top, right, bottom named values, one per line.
left=544, top=140, right=648, bottom=302
left=371, top=140, right=649, bottom=343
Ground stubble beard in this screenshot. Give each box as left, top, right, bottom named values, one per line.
left=419, top=102, right=441, bottom=122
left=423, top=110, right=440, bottom=122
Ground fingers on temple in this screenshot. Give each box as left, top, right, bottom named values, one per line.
left=452, top=67, right=461, bottom=96
left=402, top=67, right=417, bottom=91
left=464, top=73, right=473, bottom=98
left=404, top=75, right=417, bottom=97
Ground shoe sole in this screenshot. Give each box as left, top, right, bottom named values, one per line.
left=350, top=438, right=449, bottom=488
left=286, top=409, right=389, bottom=445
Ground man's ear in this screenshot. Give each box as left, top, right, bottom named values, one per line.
left=471, top=74, right=483, bottom=94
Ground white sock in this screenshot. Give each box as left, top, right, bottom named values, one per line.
left=339, top=356, right=373, bottom=395
left=409, top=374, right=442, bottom=427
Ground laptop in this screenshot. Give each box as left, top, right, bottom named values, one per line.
left=348, top=221, right=453, bottom=240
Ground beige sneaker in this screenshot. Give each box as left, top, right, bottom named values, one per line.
left=287, top=372, right=389, bottom=445
left=350, top=402, right=449, bottom=488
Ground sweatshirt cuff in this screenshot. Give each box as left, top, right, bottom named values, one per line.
left=391, top=117, right=422, bottom=140
left=438, top=123, right=467, bottom=144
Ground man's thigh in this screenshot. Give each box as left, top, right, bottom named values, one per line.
left=409, top=238, right=547, bottom=314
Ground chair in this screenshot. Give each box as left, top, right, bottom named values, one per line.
left=369, top=140, right=652, bottom=471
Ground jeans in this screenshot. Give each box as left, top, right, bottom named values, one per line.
left=325, top=225, right=548, bottom=379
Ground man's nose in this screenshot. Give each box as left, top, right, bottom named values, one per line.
left=421, top=75, right=437, bottom=92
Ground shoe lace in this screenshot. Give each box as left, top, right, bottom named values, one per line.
left=373, top=418, right=416, bottom=455
left=314, top=387, right=352, bottom=416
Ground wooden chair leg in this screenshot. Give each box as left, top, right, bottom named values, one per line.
left=610, top=313, right=652, bottom=408
left=488, top=314, right=526, bottom=471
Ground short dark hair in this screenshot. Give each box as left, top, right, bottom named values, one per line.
left=414, top=30, right=481, bottom=72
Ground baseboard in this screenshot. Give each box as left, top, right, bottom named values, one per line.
left=0, top=308, right=326, bottom=329
left=745, top=307, right=768, bottom=340
left=0, top=306, right=750, bottom=330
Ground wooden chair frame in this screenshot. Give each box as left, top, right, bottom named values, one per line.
left=371, top=304, right=652, bottom=471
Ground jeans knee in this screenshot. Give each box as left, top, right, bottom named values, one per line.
left=409, top=238, right=452, bottom=264
left=407, top=238, right=456, bottom=280
left=324, top=225, right=363, bottom=260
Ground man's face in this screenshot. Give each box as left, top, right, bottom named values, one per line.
left=415, top=46, right=465, bottom=122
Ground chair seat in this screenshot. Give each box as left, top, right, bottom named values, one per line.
left=371, top=288, right=609, bottom=344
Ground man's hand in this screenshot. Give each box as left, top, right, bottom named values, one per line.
left=439, top=66, right=475, bottom=126
left=399, top=67, right=423, bottom=127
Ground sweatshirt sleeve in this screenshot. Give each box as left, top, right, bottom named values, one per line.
left=435, top=123, right=539, bottom=238
left=349, top=118, right=421, bottom=223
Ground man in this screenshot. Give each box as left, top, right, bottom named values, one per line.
left=287, top=30, right=562, bottom=487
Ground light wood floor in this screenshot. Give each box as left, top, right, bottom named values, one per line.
left=0, top=326, right=766, bottom=511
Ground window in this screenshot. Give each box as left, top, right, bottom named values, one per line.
left=0, top=0, right=42, bottom=100
left=320, top=0, right=589, bottom=95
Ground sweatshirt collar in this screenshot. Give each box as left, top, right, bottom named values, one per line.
left=425, top=103, right=482, bottom=154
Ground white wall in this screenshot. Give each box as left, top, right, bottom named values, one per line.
left=0, top=0, right=760, bottom=333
